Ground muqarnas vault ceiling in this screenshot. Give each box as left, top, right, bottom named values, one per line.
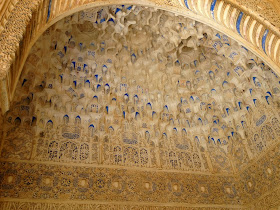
left=0, top=5, right=280, bottom=209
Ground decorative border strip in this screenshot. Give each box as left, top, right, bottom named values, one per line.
left=0, top=161, right=242, bottom=205
left=0, top=158, right=234, bottom=177
left=0, top=200, right=245, bottom=210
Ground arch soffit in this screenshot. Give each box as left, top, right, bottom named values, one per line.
left=0, top=0, right=280, bottom=114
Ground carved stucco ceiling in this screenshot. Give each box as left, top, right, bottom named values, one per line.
left=1, top=5, right=280, bottom=208
left=4, top=4, right=280, bottom=172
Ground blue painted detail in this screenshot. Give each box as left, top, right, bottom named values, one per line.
left=59, top=75, right=63, bottom=82
left=47, top=0, right=52, bottom=22
left=190, top=96, right=194, bottom=101
left=22, top=79, right=27, bottom=86
left=250, top=58, right=256, bottom=64
left=233, top=66, right=244, bottom=76
left=236, top=12, right=243, bottom=36
left=265, top=96, right=270, bottom=104
left=249, top=88, right=253, bottom=95
left=184, top=0, right=190, bottom=9
left=64, top=46, right=67, bottom=53
left=226, top=108, right=230, bottom=115
left=269, top=70, right=278, bottom=78
left=238, top=101, right=242, bottom=109
left=109, top=18, right=115, bottom=23
left=212, top=41, right=222, bottom=51
left=123, top=111, right=125, bottom=119
left=115, top=8, right=121, bottom=14
left=210, top=0, right=217, bottom=19
left=266, top=91, right=272, bottom=96
left=241, top=46, right=248, bottom=51
left=106, top=106, right=109, bottom=114
left=127, top=6, right=132, bottom=10
left=100, top=18, right=106, bottom=23
left=72, top=62, right=76, bottom=69
left=262, top=29, right=269, bottom=54
left=253, top=98, right=257, bottom=105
